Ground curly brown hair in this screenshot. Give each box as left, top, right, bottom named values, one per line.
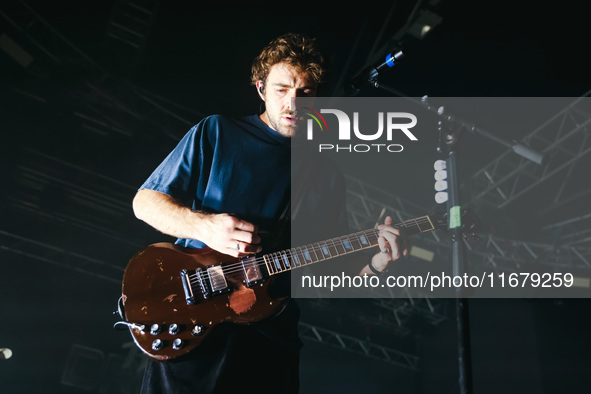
left=250, top=33, right=325, bottom=87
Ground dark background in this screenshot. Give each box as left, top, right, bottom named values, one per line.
left=1, top=0, right=590, bottom=393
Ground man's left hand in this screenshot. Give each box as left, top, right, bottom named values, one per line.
left=366, top=215, right=408, bottom=274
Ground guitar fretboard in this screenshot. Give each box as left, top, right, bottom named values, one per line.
left=263, top=215, right=435, bottom=275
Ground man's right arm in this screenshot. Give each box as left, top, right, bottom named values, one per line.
left=132, top=189, right=261, bottom=257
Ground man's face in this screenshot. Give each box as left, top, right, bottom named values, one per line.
left=258, top=62, right=317, bottom=137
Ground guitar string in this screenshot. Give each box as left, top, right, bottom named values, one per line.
left=188, top=233, right=382, bottom=290
left=215, top=216, right=434, bottom=276
left=188, top=230, right=382, bottom=284
left=190, top=217, right=434, bottom=284
left=191, top=217, right=434, bottom=281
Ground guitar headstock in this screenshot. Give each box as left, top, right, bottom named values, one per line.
left=431, top=208, right=481, bottom=241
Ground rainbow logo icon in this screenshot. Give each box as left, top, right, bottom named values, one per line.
left=302, top=107, right=329, bottom=132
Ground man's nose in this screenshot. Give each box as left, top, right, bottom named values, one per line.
left=286, top=89, right=304, bottom=111
left=286, top=92, right=296, bottom=111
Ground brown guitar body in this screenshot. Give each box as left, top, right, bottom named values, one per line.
left=119, top=213, right=454, bottom=361
left=121, top=243, right=288, bottom=360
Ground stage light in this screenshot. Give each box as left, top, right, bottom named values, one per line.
left=434, top=159, right=446, bottom=171
left=435, top=180, right=448, bottom=191
left=434, top=160, right=448, bottom=204
left=434, top=169, right=447, bottom=181
left=408, top=10, right=443, bottom=40
left=435, top=191, right=448, bottom=204
left=0, top=348, right=13, bottom=360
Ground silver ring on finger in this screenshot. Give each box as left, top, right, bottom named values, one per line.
left=235, top=242, right=240, bottom=251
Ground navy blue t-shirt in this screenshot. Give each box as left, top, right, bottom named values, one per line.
left=140, top=114, right=292, bottom=249
left=138, top=113, right=351, bottom=393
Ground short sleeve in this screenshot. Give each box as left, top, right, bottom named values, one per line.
left=139, top=124, right=203, bottom=205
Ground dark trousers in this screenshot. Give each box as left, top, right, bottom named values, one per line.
left=140, top=324, right=300, bottom=394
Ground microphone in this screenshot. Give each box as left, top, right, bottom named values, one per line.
left=345, top=49, right=404, bottom=96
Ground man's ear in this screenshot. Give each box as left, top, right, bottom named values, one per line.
left=256, top=81, right=265, bottom=100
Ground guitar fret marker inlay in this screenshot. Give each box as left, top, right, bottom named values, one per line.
left=281, top=252, right=291, bottom=268
left=343, top=239, right=352, bottom=250
left=303, top=249, right=311, bottom=262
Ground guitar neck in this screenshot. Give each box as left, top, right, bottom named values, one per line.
left=262, top=215, right=436, bottom=275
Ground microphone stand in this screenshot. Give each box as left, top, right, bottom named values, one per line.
left=359, top=79, right=545, bottom=394
left=357, top=77, right=475, bottom=393
left=435, top=109, right=473, bottom=394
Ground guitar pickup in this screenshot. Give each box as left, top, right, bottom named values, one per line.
left=240, top=255, right=265, bottom=287
left=207, top=265, right=232, bottom=296
left=195, top=264, right=232, bottom=299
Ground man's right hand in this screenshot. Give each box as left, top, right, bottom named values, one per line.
left=133, top=189, right=261, bottom=258
left=196, top=213, right=262, bottom=258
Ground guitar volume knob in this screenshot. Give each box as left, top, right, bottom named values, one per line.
left=150, top=324, right=162, bottom=335
left=168, top=324, right=180, bottom=335
left=152, top=339, right=164, bottom=351
left=172, top=338, right=184, bottom=350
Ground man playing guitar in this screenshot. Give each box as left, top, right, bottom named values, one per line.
left=131, top=32, right=406, bottom=393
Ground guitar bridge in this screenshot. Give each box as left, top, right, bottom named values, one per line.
left=194, top=268, right=211, bottom=299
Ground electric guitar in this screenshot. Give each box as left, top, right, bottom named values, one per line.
left=117, top=211, right=470, bottom=360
